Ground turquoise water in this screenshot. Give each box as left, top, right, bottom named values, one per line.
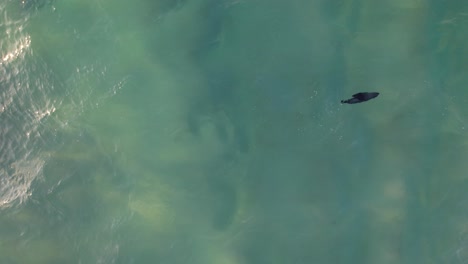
left=1, top=0, right=468, bottom=263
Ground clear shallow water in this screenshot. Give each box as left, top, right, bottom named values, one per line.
left=1, top=0, right=468, bottom=263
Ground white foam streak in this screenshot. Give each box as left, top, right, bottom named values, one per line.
left=0, top=35, right=31, bottom=65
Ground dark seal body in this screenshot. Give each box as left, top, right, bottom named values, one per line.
left=341, top=92, right=379, bottom=104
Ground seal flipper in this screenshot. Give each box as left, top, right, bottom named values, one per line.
left=341, top=98, right=361, bottom=104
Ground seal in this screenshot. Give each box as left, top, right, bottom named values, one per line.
left=341, top=92, right=379, bottom=104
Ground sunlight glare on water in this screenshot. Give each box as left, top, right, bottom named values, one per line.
left=0, top=1, right=57, bottom=208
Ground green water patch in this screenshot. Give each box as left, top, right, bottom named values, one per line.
left=0, top=122, right=131, bottom=262
left=4, top=0, right=468, bottom=262
left=0, top=202, right=75, bottom=263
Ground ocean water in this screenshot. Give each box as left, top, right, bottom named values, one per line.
left=1, top=0, right=468, bottom=263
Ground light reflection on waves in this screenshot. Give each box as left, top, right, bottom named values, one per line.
left=0, top=8, right=57, bottom=208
